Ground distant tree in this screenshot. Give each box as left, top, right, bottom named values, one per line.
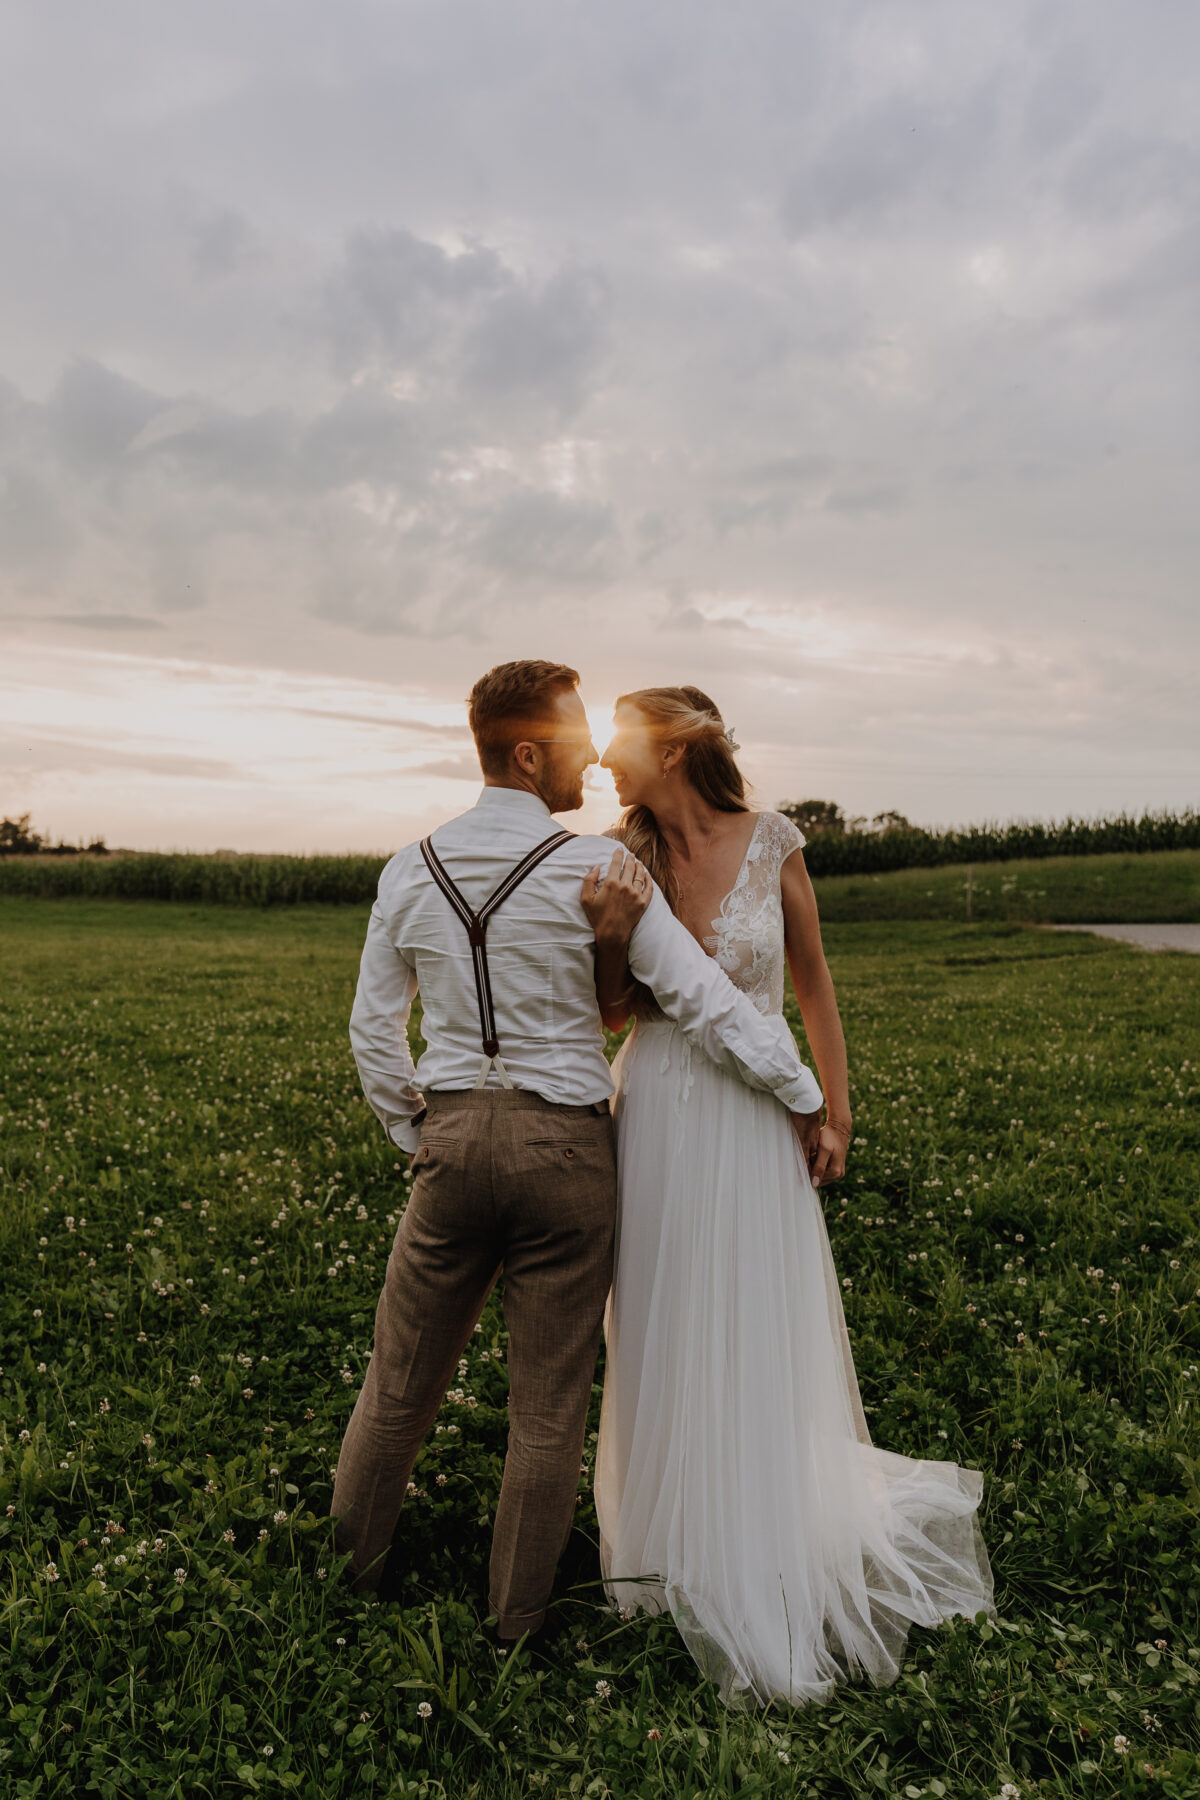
left=0, top=814, right=44, bottom=855
left=0, top=814, right=108, bottom=855
left=777, top=799, right=849, bottom=836
left=869, top=810, right=911, bottom=833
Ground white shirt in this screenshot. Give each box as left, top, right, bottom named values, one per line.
left=349, top=786, right=824, bottom=1152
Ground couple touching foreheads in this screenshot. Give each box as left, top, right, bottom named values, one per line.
left=332, top=659, right=993, bottom=1708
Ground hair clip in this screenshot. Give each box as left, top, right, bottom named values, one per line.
left=724, top=728, right=740, bottom=752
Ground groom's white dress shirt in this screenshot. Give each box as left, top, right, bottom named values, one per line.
left=350, top=785, right=824, bottom=1153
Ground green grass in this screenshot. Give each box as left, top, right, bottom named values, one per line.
left=2, top=898, right=1199, bottom=1798
left=813, top=848, right=1200, bottom=925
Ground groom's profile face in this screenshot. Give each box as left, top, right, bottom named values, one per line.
left=519, top=687, right=598, bottom=813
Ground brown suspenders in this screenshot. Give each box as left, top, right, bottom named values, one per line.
left=418, top=829, right=576, bottom=1089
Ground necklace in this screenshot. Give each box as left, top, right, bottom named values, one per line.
left=670, top=812, right=719, bottom=905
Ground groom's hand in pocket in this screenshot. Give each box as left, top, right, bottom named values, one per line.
left=790, top=1107, right=824, bottom=1181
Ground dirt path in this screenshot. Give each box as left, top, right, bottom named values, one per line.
left=1041, top=923, right=1200, bottom=954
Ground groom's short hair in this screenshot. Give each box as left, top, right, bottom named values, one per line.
left=468, top=660, right=581, bottom=777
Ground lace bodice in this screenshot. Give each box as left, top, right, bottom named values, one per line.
left=701, top=811, right=806, bottom=1015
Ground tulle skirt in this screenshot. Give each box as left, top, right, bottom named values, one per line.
left=594, top=1016, right=995, bottom=1708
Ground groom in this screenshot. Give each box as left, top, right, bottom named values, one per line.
left=330, top=659, right=824, bottom=1644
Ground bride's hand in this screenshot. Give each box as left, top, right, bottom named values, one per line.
left=791, top=1111, right=849, bottom=1188
left=582, top=848, right=653, bottom=945
left=809, top=1119, right=850, bottom=1189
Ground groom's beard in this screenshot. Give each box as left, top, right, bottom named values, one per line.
left=541, top=765, right=586, bottom=813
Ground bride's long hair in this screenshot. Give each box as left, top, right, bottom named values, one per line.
left=612, top=685, right=750, bottom=915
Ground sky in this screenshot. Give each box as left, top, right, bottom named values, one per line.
left=1, top=0, right=1197, bottom=852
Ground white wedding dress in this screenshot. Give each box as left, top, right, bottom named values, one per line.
left=594, top=811, right=995, bottom=1707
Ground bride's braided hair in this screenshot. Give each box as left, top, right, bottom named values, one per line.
left=610, top=685, right=750, bottom=916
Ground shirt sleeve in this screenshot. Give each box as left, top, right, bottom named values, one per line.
left=348, top=898, right=425, bottom=1154
left=626, top=886, right=824, bottom=1114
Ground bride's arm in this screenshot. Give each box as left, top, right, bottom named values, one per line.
left=780, top=850, right=853, bottom=1183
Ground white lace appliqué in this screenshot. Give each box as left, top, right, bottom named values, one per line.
left=702, top=812, right=806, bottom=1015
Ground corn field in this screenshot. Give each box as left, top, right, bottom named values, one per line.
left=0, top=807, right=1197, bottom=905
left=792, top=806, right=1200, bottom=878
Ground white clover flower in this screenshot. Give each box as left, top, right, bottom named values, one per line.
left=222, top=1528, right=235, bottom=1543
left=417, top=1701, right=433, bottom=1719
left=262, top=1745, right=275, bottom=1757
left=594, top=1680, right=612, bottom=1700
left=114, top=1554, right=127, bottom=1567
left=258, top=1528, right=269, bottom=1541
left=92, top=1563, right=105, bottom=1578
left=336, top=1636, right=346, bottom=1647
left=189, top=1375, right=202, bottom=1388
left=273, top=1510, right=287, bottom=1525
left=778, top=1751, right=790, bottom=1764
left=1113, top=1735, right=1130, bottom=1756
left=152, top=1538, right=166, bottom=1554
left=45, top=1561, right=60, bottom=1582
left=316, top=1566, right=327, bottom=1580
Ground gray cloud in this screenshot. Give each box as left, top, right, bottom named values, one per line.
left=0, top=0, right=1197, bottom=839
left=473, top=490, right=619, bottom=583
left=0, top=732, right=242, bottom=780
left=45, top=613, right=165, bottom=631
left=412, top=755, right=483, bottom=781
left=284, top=707, right=471, bottom=737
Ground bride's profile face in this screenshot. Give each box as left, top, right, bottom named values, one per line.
left=601, top=703, right=663, bottom=809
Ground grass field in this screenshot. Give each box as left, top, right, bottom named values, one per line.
left=812, top=849, right=1200, bottom=925
left=2, top=897, right=1199, bottom=1799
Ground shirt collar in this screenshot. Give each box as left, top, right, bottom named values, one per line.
left=472, top=785, right=553, bottom=822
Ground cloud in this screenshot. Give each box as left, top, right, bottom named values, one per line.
left=412, top=755, right=482, bottom=781
left=0, top=1, right=1197, bottom=844
left=45, top=613, right=165, bottom=631
left=323, top=228, right=507, bottom=376
left=473, top=489, right=618, bottom=583
left=48, top=358, right=166, bottom=469
left=462, top=266, right=611, bottom=415
left=284, top=707, right=471, bottom=737
left=0, top=731, right=243, bottom=781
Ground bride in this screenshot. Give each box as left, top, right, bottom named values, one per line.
left=583, top=685, right=994, bottom=1708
